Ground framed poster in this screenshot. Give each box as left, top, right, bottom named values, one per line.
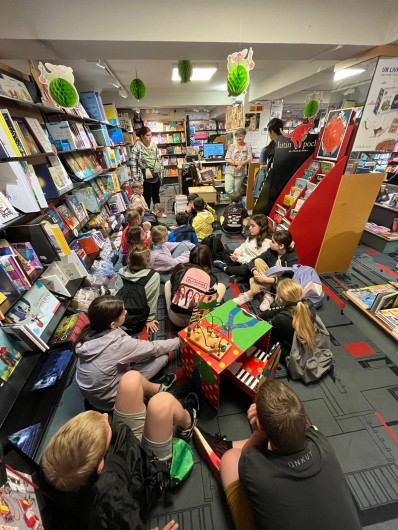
left=316, top=108, right=353, bottom=161
left=245, top=112, right=260, bottom=131
left=226, top=103, right=243, bottom=132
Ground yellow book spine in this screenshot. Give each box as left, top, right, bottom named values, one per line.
left=0, top=113, right=22, bottom=156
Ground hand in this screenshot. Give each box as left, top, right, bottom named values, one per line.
left=236, top=162, right=243, bottom=171
left=247, top=403, right=258, bottom=430
left=259, top=164, right=266, bottom=170
left=230, top=252, right=238, bottom=262
left=146, top=320, right=159, bottom=333
left=253, top=273, right=273, bottom=285
left=151, top=520, right=179, bottom=530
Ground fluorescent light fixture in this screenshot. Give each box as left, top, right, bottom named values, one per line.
left=96, top=59, right=106, bottom=69
left=109, top=80, right=120, bottom=88
left=172, top=67, right=217, bottom=81
left=119, top=89, right=128, bottom=98
left=334, top=68, right=365, bottom=81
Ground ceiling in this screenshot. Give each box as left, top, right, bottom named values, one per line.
left=1, top=0, right=398, bottom=116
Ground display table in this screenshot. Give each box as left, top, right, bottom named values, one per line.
left=179, top=300, right=272, bottom=408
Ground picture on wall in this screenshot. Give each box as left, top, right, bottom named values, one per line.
left=245, top=112, right=260, bottom=131
left=316, top=108, right=353, bottom=161
left=226, top=103, right=243, bottom=131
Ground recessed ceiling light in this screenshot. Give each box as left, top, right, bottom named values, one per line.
left=172, top=67, right=217, bottom=82
left=334, top=68, right=365, bottom=81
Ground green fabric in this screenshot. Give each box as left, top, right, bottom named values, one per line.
left=170, top=438, right=194, bottom=485
left=141, top=143, right=162, bottom=173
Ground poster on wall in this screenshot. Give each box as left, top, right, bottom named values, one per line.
left=352, top=57, right=398, bottom=152
left=316, top=108, right=353, bottom=161
left=226, top=103, right=244, bottom=131
left=245, top=112, right=260, bottom=131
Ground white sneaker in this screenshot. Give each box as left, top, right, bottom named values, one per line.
left=233, top=292, right=253, bottom=306
left=259, top=292, right=274, bottom=311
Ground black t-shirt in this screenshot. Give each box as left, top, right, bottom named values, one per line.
left=239, top=428, right=361, bottom=530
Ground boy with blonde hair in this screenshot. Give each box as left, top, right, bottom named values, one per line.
left=130, top=181, right=149, bottom=211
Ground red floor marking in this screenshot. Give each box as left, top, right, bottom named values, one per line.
left=363, top=249, right=380, bottom=255
left=374, top=411, right=398, bottom=444
left=375, top=263, right=398, bottom=279
left=230, top=282, right=242, bottom=297
left=321, top=283, right=346, bottom=309
left=343, top=341, right=376, bottom=356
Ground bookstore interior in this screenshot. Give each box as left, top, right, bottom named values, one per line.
left=1, top=3, right=398, bottom=527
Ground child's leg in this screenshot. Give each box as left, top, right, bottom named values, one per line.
left=171, top=242, right=191, bottom=258
left=144, top=392, right=191, bottom=443
left=225, top=263, right=251, bottom=277
left=115, top=371, right=160, bottom=414
left=254, top=258, right=269, bottom=274
left=215, top=283, right=226, bottom=303
left=164, top=280, right=172, bottom=311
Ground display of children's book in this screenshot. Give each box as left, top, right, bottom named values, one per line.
left=346, top=284, right=398, bottom=310
left=24, top=117, right=53, bottom=152
left=0, top=465, right=44, bottom=529
left=50, top=312, right=89, bottom=345
left=0, top=254, right=31, bottom=292
left=316, top=109, right=353, bottom=161
left=0, top=328, right=23, bottom=381
left=57, top=203, right=80, bottom=231
left=0, top=191, right=19, bottom=227
left=375, top=307, right=398, bottom=334
left=11, top=242, right=44, bottom=282
left=13, top=117, right=41, bottom=155
left=8, top=422, right=43, bottom=459
left=5, top=280, right=61, bottom=337
left=0, top=261, right=20, bottom=304
left=31, top=347, right=74, bottom=391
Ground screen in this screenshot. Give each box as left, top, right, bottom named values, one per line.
left=203, top=143, right=224, bottom=158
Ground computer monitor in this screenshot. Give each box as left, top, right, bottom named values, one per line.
left=203, top=143, right=225, bottom=159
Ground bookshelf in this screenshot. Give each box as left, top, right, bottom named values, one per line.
left=361, top=182, right=398, bottom=251
left=0, top=62, right=132, bottom=461
left=144, top=120, right=187, bottom=180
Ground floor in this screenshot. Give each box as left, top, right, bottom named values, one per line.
left=39, top=212, right=398, bottom=530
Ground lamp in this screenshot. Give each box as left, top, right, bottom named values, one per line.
left=334, top=68, right=365, bottom=81
left=119, top=89, right=128, bottom=98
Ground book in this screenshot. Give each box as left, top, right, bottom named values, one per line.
left=42, top=207, right=69, bottom=236
left=73, top=185, right=102, bottom=213
left=21, top=162, right=49, bottom=209
left=13, top=117, right=41, bottom=154
left=0, top=109, right=24, bottom=156
left=8, top=422, right=43, bottom=460
left=0, top=254, right=31, bottom=291
left=109, top=127, right=124, bottom=145
left=0, top=112, right=22, bottom=157
left=65, top=194, right=86, bottom=224
left=371, top=291, right=398, bottom=313
left=50, top=312, right=89, bottom=345
left=5, top=223, right=60, bottom=264
left=103, top=103, right=120, bottom=126
left=79, top=91, right=107, bottom=121
left=0, top=328, right=23, bottom=381
left=0, top=191, right=19, bottom=226
left=0, top=261, right=20, bottom=303
left=60, top=249, right=89, bottom=277
left=24, top=117, right=53, bottom=152
left=12, top=242, right=44, bottom=281
left=346, top=284, right=397, bottom=310
left=34, top=162, right=62, bottom=200
left=0, top=74, right=33, bottom=102
left=90, top=125, right=112, bottom=147
left=57, top=203, right=80, bottom=231
left=69, top=239, right=89, bottom=269
left=46, top=120, right=77, bottom=151
left=5, top=280, right=61, bottom=337
left=0, top=161, right=41, bottom=213
left=42, top=223, right=71, bottom=257
left=31, top=347, right=74, bottom=390
left=77, top=233, right=100, bottom=254
left=40, top=259, right=75, bottom=296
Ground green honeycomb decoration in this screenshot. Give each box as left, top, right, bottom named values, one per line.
left=303, top=99, right=319, bottom=118
left=49, top=77, right=79, bottom=108
left=178, top=60, right=193, bottom=83
left=130, top=78, right=146, bottom=101
left=227, top=65, right=249, bottom=97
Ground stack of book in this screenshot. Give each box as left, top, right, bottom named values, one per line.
left=346, top=283, right=398, bottom=315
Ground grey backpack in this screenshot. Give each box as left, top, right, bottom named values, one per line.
left=286, top=314, right=333, bottom=384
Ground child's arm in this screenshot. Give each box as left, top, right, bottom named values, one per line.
left=205, top=203, right=217, bottom=222
left=118, top=334, right=180, bottom=365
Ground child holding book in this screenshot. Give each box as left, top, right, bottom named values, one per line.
left=150, top=225, right=194, bottom=273
left=74, top=295, right=179, bottom=411
left=130, top=180, right=149, bottom=211
left=192, top=197, right=217, bottom=242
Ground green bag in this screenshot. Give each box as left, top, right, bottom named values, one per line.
left=169, top=438, right=194, bottom=487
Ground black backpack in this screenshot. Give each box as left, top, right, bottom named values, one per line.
left=116, top=270, right=156, bottom=332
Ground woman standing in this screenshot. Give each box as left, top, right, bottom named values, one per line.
left=225, top=127, right=252, bottom=196
left=131, top=126, right=163, bottom=208
left=253, top=118, right=283, bottom=200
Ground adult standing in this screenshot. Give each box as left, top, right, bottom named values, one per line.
left=131, top=126, right=163, bottom=209
left=225, top=128, right=252, bottom=196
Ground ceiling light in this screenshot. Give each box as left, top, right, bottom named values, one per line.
left=109, top=80, right=120, bottom=88
left=334, top=68, right=365, bottom=81
left=172, top=67, right=217, bottom=82
left=96, top=59, right=106, bottom=69
left=119, top=89, right=128, bottom=98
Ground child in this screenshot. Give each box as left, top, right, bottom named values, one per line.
left=220, top=192, right=249, bottom=234
left=121, top=210, right=141, bottom=264
left=119, top=244, right=160, bottom=333
left=168, top=211, right=198, bottom=244
left=121, top=225, right=145, bottom=265
left=143, top=203, right=165, bottom=227
left=142, top=220, right=151, bottom=239
left=259, top=278, right=316, bottom=360
left=130, top=180, right=149, bottom=211
left=41, top=371, right=199, bottom=529
left=192, top=197, right=216, bottom=242
left=233, top=230, right=298, bottom=310
left=150, top=225, right=194, bottom=273
left=213, top=214, right=271, bottom=280
left=185, top=192, right=199, bottom=224
left=74, top=295, right=179, bottom=411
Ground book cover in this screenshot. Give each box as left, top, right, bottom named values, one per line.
left=77, top=233, right=100, bottom=254
left=8, top=422, right=43, bottom=460
left=0, top=328, right=23, bottom=380
left=57, top=204, right=80, bottom=231
left=60, top=250, right=89, bottom=276
left=69, top=239, right=89, bottom=268
left=0, top=191, right=19, bottom=226
left=0, top=74, right=33, bottom=101
left=347, top=284, right=397, bottom=310
left=40, top=273, right=71, bottom=297
left=5, top=223, right=60, bottom=264
left=0, top=109, right=25, bottom=156
left=46, top=121, right=77, bottom=151
left=0, top=161, right=41, bottom=213
left=103, top=103, right=120, bottom=126
left=12, top=242, right=44, bottom=281
left=50, top=312, right=89, bottom=345
left=13, top=120, right=31, bottom=154
left=371, top=291, right=398, bottom=313
left=79, top=91, right=106, bottom=122
left=0, top=254, right=30, bottom=291
left=38, top=207, right=68, bottom=236
left=65, top=194, right=86, bottom=224
left=0, top=261, right=21, bottom=303
left=13, top=117, right=41, bottom=154
left=21, top=162, right=49, bottom=209
left=73, top=186, right=101, bottom=213
left=63, top=153, right=86, bottom=180
left=33, top=162, right=61, bottom=200
left=42, top=223, right=71, bottom=256
left=31, top=347, right=74, bottom=390
left=24, top=117, right=53, bottom=152
left=109, top=127, right=124, bottom=145
left=5, top=280, right=61, bottom=337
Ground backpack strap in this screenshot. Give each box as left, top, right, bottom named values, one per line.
left=134, top=269, right=156, bottom=287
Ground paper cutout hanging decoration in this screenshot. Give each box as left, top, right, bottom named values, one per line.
left=37, top=63, right=79, bottom=109
left=130, top=77, right=146, bottom=101
left=178, top=60, right=193, bottom=83
left=226, top=48, right=255, bottom=97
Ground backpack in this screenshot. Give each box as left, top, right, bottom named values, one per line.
left=171, top=265, right=211, bottom=315
left=116, top=270, right=156, bottom=332
left=264, top=264, right=325, bottom=308
left=201, top=235, right=225, bottom=260
left=222, top=202, right=245, bottom=232
left=286, top=314, right=333, bottom=384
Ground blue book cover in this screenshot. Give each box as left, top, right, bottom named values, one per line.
left=34, top=163, right=60, bottom=200
left=109, top=127, right=124, bottom=145
left=79, top=91, right=106, bottom=122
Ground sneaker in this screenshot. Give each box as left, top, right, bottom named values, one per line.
left=177, top=392, right=200, bottom=441
left=213, top=260, right=227, bottom=271
left=259, top=292, right=274, bottom=311
left=229, top=274, right=236, bottom=283
left=233, top=291, right=253, bottom=306
left=193, top=426, right=231, bottom=480
left=158, top=372, right=177, bottom=392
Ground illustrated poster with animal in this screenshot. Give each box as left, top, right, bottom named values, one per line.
left=316, top=108, right=353, bottom=161
left=352, top=57, right=398, bottom=152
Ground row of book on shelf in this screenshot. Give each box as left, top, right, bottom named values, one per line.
left=346, top=283, right=398, bottom=337
left=271, top=159, right=335, bottom=230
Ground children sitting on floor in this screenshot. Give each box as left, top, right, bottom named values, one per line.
left=74, top=295, right=179, bottom=411
left=142, top=220, right=152, bottom=243
left=233, top=230, right=298, bottom=310
left=213, top=214, right=271, bottom=280
left=130, top=180, right=149, bottom=211
left=193, top=380, right=361, bottom=530
left=120, top=210, right=141, bottom=265
left=149, top=225, right=194, bottom=273
left=119, top=244, right=160, bottom=333
left=121, top=224, right=145, bottom=265
left=143, top=203, right=165, bottom=228
left=220, top=192, right=249, bottom=234
left=41, top=372, right=199, bottom=530
left=168, top=211, right=198, bottom=244
left=192, top=196, right=217, bottom=242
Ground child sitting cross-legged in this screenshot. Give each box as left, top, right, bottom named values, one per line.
left=41, top=371, right=199, bottom=530
left=220, top=192, right=249, bottom=234
left=168, top=211, right=198, bottom=244
left=121, top=210, right=142, bottom=265
left=143, top=202, right=166, bottom=228
left=150, top=225, right=194, bottom=274
left=74, top=295, right=179, bottom=412
left=192, top=196, right=217, bottom=242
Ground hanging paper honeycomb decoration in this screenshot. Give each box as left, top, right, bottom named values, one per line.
left=227, top=65, right=249, bottom=97
left=303, top=99, right=319, bottom=118
left=49, top=77, right=79, bottom=108
left=178, top=60, right=193, bottom=83
left=130, top=78, right=146, bottom=101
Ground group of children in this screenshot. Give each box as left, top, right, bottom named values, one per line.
left=39, top=184, right=359, bottom=530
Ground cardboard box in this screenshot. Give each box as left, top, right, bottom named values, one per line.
left=188, top=186, right=217, bottom=204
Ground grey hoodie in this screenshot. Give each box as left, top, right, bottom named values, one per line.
left=118, top=267, right=160, bottom=323
left=75, top=328, right=179, bottom=411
